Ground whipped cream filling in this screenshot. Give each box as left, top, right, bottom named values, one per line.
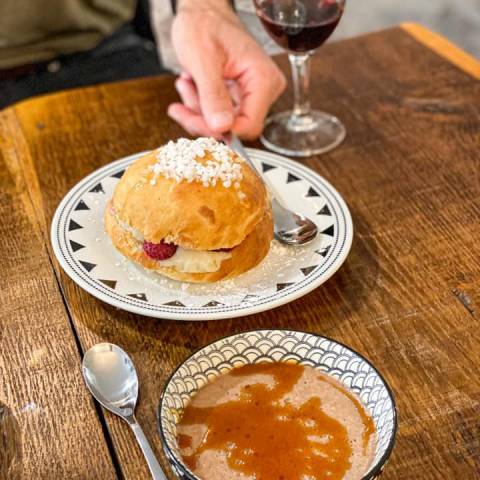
left=115, top=214, right=231, bottom=273
left=158, top=248, right=231, bottom=273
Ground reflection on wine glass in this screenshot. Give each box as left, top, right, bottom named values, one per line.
left=254, top=0, right=346, bottom=157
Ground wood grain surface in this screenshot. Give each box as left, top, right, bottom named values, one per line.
left=0, top=111, right=116, bottom=479
left=1, top=25, right=479, bottom=479
left=402, top=23, right=480, bottom=80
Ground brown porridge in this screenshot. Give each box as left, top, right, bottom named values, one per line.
left=176, top=362, right=376, bottom=480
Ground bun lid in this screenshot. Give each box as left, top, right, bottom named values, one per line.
left=111, top=138, right=270, bottom=251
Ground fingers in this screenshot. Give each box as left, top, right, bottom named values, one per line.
left=167, top=103, right=224, bottom=138
left=175, top=77, right=200, bottom=112
left=176, top=76, right=242, bottom=116
left=186, top=56, right=235, bottom=133
left=233, top=66, right=287, bottom=140
left=171, top=62, right=286, bottom=141
left=225, top=80, right=242, bottom=114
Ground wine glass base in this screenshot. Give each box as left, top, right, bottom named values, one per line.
left=260, top=110, right=346, bottom=157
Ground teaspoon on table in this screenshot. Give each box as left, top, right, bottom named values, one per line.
left=82, top=343, right=167, bottom=480
left=228, top=134, right=318, bottom=246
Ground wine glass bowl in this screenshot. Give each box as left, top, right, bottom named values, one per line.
left=254, top=0, right=346, bottom=157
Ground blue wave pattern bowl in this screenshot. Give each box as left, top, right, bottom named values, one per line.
left=158, top=330, right=397, bottom=479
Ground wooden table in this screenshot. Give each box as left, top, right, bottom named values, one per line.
left=1, top=24, right=479, bottom=479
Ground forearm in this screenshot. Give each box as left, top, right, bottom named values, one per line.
left=174, top=0, right=242, bottom=36
left=176, top=0, right=234, bottom=14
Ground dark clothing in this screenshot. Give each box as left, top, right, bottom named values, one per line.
left=0, top=24, right=166, bottom=110
left=0, top=0, right=137, bottom=68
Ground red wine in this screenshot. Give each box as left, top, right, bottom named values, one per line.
left=255, top=0, right=344, bottom=53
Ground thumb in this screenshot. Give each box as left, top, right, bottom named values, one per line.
left=189, top=62, right=234, bottom=133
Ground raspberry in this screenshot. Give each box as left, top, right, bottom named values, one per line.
left=143, top=240, right=177, bottom=260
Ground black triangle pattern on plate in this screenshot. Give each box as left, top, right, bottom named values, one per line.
left=89, top=183, right=105, bottom=194
left=286, top=172, right=301, bottom=183
left=128, top=293, right=147, bottom=302
left=317, top=204, right=332, bottom=216
left=202, top=300, right=224, bottom=307
left=99, top=279, right=117, bottom=289
left=315, top=245, right=331, bottom=257
left=242, top=294, right=259, bottom=303
left=68, top=219, right=83, bottom=231
left=321, top=225, right=335, bottom=237
left=163, top=300, right=186, bottom=307
left=306, top=187, right=320, bottom=197
left=301, top=265, right=318, bottom=276
left=74, top=200, right=90, bottom=211
left=262, top=163, right=276, bottom=173
left=111, top=170, right=125, bottom=179
left=277, top=282, right=294, bottom=291
left=69, top=240, right=85, bottom=252
left=79, top=260, right=96, bottom=272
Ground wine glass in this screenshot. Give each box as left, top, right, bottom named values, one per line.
left=254, top=0, right=346, bottom=157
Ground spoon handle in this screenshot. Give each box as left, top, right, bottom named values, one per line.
left=228, top=133, right=284, bottom=205
left=127, top=416, right=168, bottom=480
left=228, top=133, right=258, bottom=173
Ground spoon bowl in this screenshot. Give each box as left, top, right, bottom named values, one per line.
left=228, top=134, right=318, bottom=246
left=271, top=198, right=318, bottom=245
left=83, top=343, right=138, bottom=416
left=82, top=343, right=167, bottom=480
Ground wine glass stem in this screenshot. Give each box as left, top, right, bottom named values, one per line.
left=288, top=53, right=312, bottom=127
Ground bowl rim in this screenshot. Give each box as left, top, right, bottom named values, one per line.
left=157, top=328, right=398, bottom=480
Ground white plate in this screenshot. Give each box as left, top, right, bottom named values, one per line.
left=51, top=149, right=353, bottom=320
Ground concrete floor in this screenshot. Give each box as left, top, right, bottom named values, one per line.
left=238, top=0, right=480, bottom=58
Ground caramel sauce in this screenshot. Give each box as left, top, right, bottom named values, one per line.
left=177, top=363, right=375, bottom=480
left=178, top=433, right=193, bottom=449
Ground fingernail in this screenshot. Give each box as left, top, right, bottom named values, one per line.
left=167, top=106, right=180, bottom=122
left=174, top=80, right=185, bottom=95
left=210, top=111, right=233, bottom=130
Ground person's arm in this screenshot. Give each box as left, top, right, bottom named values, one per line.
left=169, top=0, right=235, bottom=14
left=167, top=0, right=286, bottom=139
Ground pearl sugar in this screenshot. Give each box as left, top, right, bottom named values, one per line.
left=150, top=138, right=244, bottom=191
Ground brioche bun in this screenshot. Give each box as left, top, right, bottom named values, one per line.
left=105, top=203, right=273, bottom=283
left=105, top=138, right=273, bottom=283
left=111, top=145, right=269, bottom=250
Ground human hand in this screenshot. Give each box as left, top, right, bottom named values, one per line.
left=168, top=0, right=286, bottom=140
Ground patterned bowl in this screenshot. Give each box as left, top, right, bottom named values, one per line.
left=158, top=330, right=397, bottom=479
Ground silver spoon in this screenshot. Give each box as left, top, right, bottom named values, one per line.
left=82, top=343, right=167, bottom=480
left=228, top=134, right=318, bottom=245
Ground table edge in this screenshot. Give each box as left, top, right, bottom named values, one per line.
left=401, top=22, right=480, bottom=80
